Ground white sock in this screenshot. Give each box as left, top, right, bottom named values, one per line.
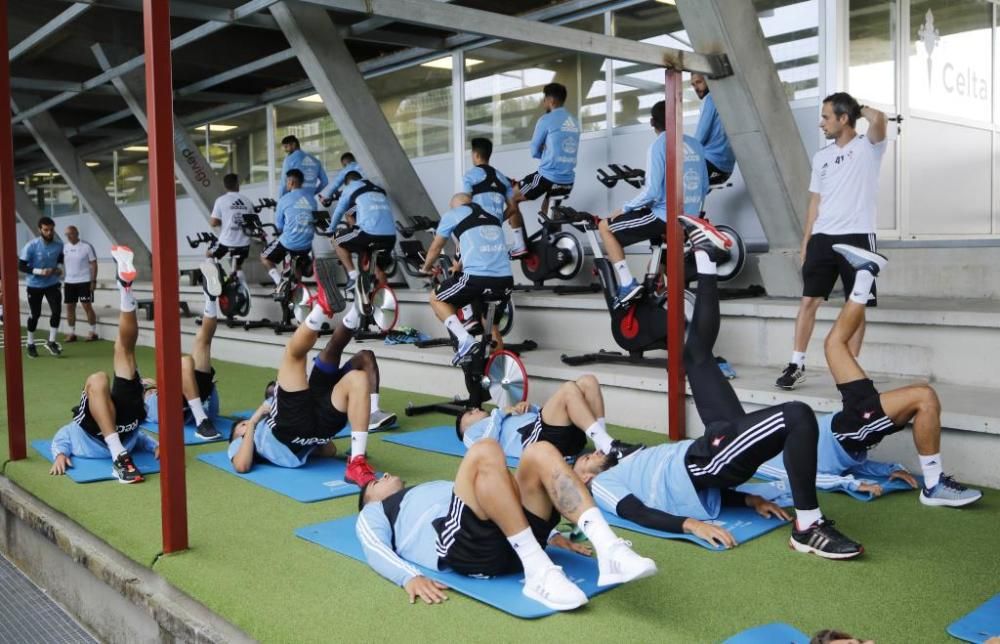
left=850, top=270, right=876, bottom=305
left=49, top=327, right=58, bottom=342
left=187, top=397, right=208, bottom=425
left=119, top=285, right=136, bottom=312
left=27, top=329, right=35, bottom=345
left=305, top=304, right=331, bottom=331
left=350, top=431, right=368, bottom=460
left=577, top=507, right=618, bottom=558
left=103, top=432, right=126, bottom=457
left=510, top=227, right=525, bottom=250
left=268, top=268, right=282, bottom=285
left=795, top=507, right=823, bottom=531
left=694, top=250, right=717, bottom=275
left=370, top=393, right=380, bottom=414
left=597, top=417, right=607, bottom=431
left=341, top=305, right=360, bottom=330
left=89, top=323, right=98, bottom=335
left=236, top=270, right=246, bottom=285
left=507, top=527, right=552, bottom=578
left=203, top=297, right=218, bottom=318
left=585, top=421, right=615, bottom=453
left=445, top=314, right=470, bottom=343
left=919, top=454, right=943, bottom=489
left=348, top=270, right=359, bottom=281
left=68, top=323, right=76, bottom=336
left=613, top=260, right=634, bottom=287
left=791, top=351, right=806, bottom=368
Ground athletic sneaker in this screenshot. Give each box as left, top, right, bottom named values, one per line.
left=199, top=260, right=223, bottom=297
left=452, top=335, right=480, bottom=366
left=919, top=474, right=982, bottom=507
left=313, top=258, right=346, bottom=316
left=789, top=519, right=863, bottom=560
left=509, top=246, right=529, bottom=260
left=65, top=334, right=78, bottom=343
left=613, top=280, right=644, bottom=309
left=271, top=278, right=290, bottom=301
left=195, top=417, right=221, bottom=441
left=110, top=245, right=137, bottom=285
left=26, top=343, right=38, bottom=359
left=831, top=244, right=888, bottom=277
left=44, top=341, right=62, bottom=356
left=597, top=539, right=658, bottom=587
left=368, top=410, right=398, bottom=432
left=111, top=451, right=144, bottom=484
left=86, top=333, right=99, bottom=342
left=345, top=455, right=377, bottom=487
left=607, top=440, right=645, bottom=462
left=678, top=215, right=732, bottom=263
left=523, top=565, right=588, bottom=611
left=775, top=363, right=805, bottom=390
left=344, top=274, right=357, bottom=293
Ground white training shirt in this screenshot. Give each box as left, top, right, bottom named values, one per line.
left=808, top=134, right=887, bottom=235
left=211, top=192, right=254, bottom=247
left=62, top=240, right=96, bottom=284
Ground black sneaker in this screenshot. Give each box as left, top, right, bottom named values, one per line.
left=789, top=519, right=863, bottom=560
left=111, top=451, right=144, bottom=484
left=775, top=363, right=805, bottom=390
left=195, top=417, right=221, bottom=441
left=608, top=440, right=644, bottom=461
left=44, top=340, right=62, bottom=356
left=26, top=343, right=38, bottom=359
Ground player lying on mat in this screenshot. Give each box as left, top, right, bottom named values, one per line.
left=227, top=259, right=381, bottom=487
left=142, top=261, right=226, bottom=441
left=455, top=375, right=644, bottom=461
left=575, top=217, right=865, bottom=559
left=357, top=438, right=656, bottom=610
left=50, top=247, right=157, bottom=483
left=758, top=244, right=981, bottom=506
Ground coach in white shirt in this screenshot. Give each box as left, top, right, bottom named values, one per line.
left=62, top=225, right=99, bottom=342
left=775, top=92, right=887, bottom=391
left=209, top=173, right=255, bottom=286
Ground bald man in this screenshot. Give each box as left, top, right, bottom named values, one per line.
left=62, top=226, right=99, bottom=342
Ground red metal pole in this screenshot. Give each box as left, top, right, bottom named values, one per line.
left=144, top=0, right=188, bottom=552
left=0, top=0, right=28, bottom=461
left=665, top=69, right=686, bottom=441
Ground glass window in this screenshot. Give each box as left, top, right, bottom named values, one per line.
left=755, top=0, right=820, bottom=101
left=909, top=0, right=992, bottom=123
left=368, top=64, right=453, bottom=157
left=26, top=170, right=79, bottom=217
left=196, top=109, right=269, bottom=184
left=116, top=146, right=150, bottom=205
left=275, top=99, right=345, bottom=178
left=849, top=0, right=897, bottom=107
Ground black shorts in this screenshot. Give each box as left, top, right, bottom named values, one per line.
left=519, top=172, right=573, bottom=201
left=74, top=372, right=147, bottom=439
left=262, top=239, right=312, bottom=266
left=268, top=359, right=352, bottom=448
left=516, top=413, right=587, bottom=458
left=607, top=208, right=665, bottom=248
left=64, top=282, right=93, bottom=304
left=333, top=227, right=396, bottom=255
left=434, top=274, right=513, bottom=312
left=210, top=243, right=250, bottom=263
left=802, top=233, right=878, bottom=306
left=830, top=378, right=901, bottom=452
left=434, top=493, right=559, bottom=577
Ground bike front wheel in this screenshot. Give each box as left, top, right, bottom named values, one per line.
left=485, top=349, right=528, bottom=409
left=370, top=285, right=399, bottom=332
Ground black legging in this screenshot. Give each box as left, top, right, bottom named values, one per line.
left=26, top=285, right=61, bottom=333
left=683, top=269, right=820, bottom=511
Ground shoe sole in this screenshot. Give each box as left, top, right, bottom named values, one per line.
left=314, top=258, right=347, bottom=314
left=597, top=561, right=658, bottom=587
left=522, top=586, right=588, bottom=611
left=44, top=345, right=61, bottom=356
left=788, top=537, right=863, bottom=560
left=200, top=261, right=223, bottom=297
left=112, top=471, right=144, bottom=484
left=110, top=246, right=137, bottom=283
left=368, top=414, right=398, bottom=432
left=195, top=432, right=221, bottom=441
left=919, top=491, right=982, bottom=507
left=679, top=215, right=732, bottom=250
left=831, top=244, right=887, bottom=272
left=614, top=286, right=644, bottom=309
left=775, top=374, right=805, bottom=390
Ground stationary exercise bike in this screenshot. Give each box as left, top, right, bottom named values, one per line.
left=332, top=223, right=400, bottom=340
left=186, top=231, right=251, bottom=327
left=515, top=197, right=598, bottom=294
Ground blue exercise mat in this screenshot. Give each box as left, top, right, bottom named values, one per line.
left=140, top=416, right=235, bottom=445
left=227, top=410, right=396, bottom=436
left=295, top=515, right=614, bottom=619
left=754, top=470, right=922, bottom=503
left=381, top=426, right=520, bottom=467
left=947, top=594, right=1000, bottom=643
left=722, top=622, right=809, bottom=644
left=31, top=439, right=160, bottom=483
left=602, top=505, right=789, bottom=551
left=196, top=450, right=360, bottom=502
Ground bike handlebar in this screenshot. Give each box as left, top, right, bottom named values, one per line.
left=186, top=231, right=218, bottom=248
left=253, top=197, right=277, bottom=213
left=596, top=164, right=645, bottom=189
left=395, top=215, right=439, bottom=238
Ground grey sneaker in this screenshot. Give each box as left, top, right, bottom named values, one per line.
left=775, top=363, right=805, bottom=390
left=831, top=244, right=888, bottom=276
left=44, top=340, right=63, bottom=356
left=368, top=410, right=398, bottom=432
left=919, top=474, right=982, bottom=507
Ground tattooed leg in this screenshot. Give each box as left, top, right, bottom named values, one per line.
left=516, top=441, right=597, bottom=523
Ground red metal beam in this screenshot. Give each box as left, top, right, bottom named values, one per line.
left=1, top=0, right=28, bottom=461
left=665, top=69, right=686, bottom=441
left=144, top=0, right=189, bottom=552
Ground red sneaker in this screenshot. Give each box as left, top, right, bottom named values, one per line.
left=345, top=454, right=376, bottom=487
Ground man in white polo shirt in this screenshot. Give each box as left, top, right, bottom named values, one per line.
left=62, top=225, right=99, bottom=342
left=776, top=92, right=887, bottom=390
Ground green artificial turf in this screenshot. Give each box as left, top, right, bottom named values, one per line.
left=2, top=335, right=999, bottom=643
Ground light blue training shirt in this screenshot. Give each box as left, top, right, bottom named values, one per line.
left=275, top=188, right=319, bottom=251
left=530, top=107, right=580, bottom=185
left=436, top=204, right=512, bottom=278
